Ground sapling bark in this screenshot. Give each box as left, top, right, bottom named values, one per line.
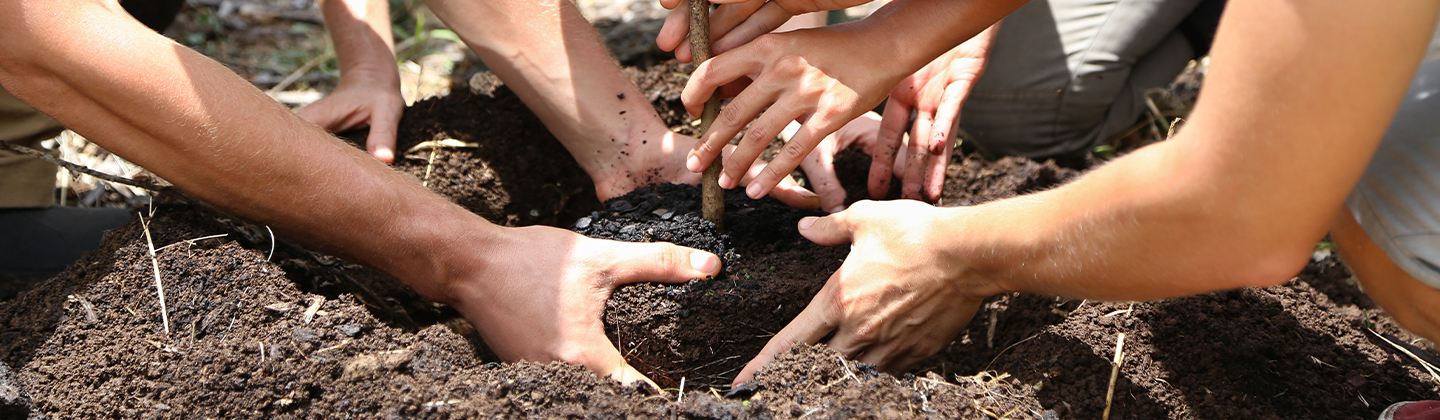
left=689, top=0, right=724, bottom=230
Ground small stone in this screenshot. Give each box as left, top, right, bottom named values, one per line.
left=574, top=217, right=592, bottom=230
left=651, top=208, right=669, bottom=217
left=611, top=200, right=635, bottom=212
left=619, top=224, right=638, bottom=235
left=338, top=324, right=361, bottom=337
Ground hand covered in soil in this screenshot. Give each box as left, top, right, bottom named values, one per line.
left=445, top=225, right=721, bottom=389
left=791, top=111, right=888, bottom=213
left=682, top=26, right=911, bottom=201
left=878, top=24, right=997, bottom=202
left=593, top=130, right=822, bottom=210
left=733, top=200, right=984, bottom=384
left=296, top=74, right=406, bottom=163
left=655, top=0, right=872, bottom=63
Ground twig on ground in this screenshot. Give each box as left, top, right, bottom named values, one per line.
left=986, top=309, right=998, bottom=348
left=140, top=215, right=171, bottom=335
left=303, top=296, right=324, bottom=324
left=836, top=354, right=860, bottom=385
left=677, top=377, right=686, bottom=404
left=267, top=50, right=335, bottom=94
left=1368, top=328, right=1440, bottom=384
left=1103, top=333, right=1127, bottom=420
left=0, top=141, right=162, bottom=191
left=155, top=233, right=229, bottom=252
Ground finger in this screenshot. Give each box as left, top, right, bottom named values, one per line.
left=871, top=99, right=909, bottom=199
left=723, top=103, right=802, bottom=193
left=901, top=110, right=934, bottom=201
left=710, top=0, right=768, bottom=43
left=799, top=138, right=847, bottom=213
left=686, top=81, right=777, bottom=176
left=295, top=98, right=347, bottom=132
left=585, top=338, right=661, bottom=389
left=713, top=1, right=791, bottom=55
left=733, top=284, right=839, bottom=385
left=922, top=129, right=954, bottom=202
left=657, top=4, right=690, bottom=54
left=765, top=175, right=822, bottom=209
left=681, top=51, right=761, bottom=118
left=796, top=209, right=856, bottom=246
left=608, top=362, right=661, bottom=390
left=365, top=107, right=400, bottom=164
left=604, top=241, right=722, bottom=286
left=854, top=340, right=902, bottom=373
left=749, top=114, right=841, bottom=199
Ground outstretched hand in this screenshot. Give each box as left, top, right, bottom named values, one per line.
left=879, top=23, right=997, bottom=201
left=733, top=200, right=986, bottom=385
left=445, top=225, right=722, bottom=388
left=681, top=26, right=909, bottom=201
left=296, top=76, right=406, bottom=163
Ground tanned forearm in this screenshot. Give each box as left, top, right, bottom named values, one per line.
left=319, top=0, right=397, bottom=83
left=421, top=0, right=663, bottom=160
left=949, top=0, right=1440, bottom=301
left=0, top=0, right=494, bottom=301
left=845, top=0, right=1022, bottom=81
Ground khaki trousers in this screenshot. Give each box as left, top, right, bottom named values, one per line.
left=0, top=87, right=64, bottom=208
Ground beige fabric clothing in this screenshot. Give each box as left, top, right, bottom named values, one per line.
left=0, top=86, right=64, bottom=208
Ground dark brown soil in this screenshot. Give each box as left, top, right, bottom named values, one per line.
left=1, top=63, right=1436, bottom=419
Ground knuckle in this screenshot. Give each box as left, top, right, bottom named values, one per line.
left=779, top=142, right=807, bottom=160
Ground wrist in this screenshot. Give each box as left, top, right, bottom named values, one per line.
left=934, top=205, right=1026, bottom=299
left=369, top=199, right=507, bottom=305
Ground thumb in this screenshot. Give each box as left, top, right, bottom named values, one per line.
left=605, top=242, right=721, bottom=286
left=798, top=212, right=855, bottom=246
left=733, top=282, right=838, bottom=385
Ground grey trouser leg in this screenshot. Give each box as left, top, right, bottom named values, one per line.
left=1346, top=57, right=1440, bottom=290
left=960, top=0, right=1202, bottom=159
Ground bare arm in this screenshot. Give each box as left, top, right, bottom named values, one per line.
left=0, top=0, right=720, bottom=385
left=297, top=0, right=405, bottom=162
left=738, top=0, right=1440, bottom=383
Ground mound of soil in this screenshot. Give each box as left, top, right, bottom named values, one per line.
left=1, top=63, right=1436, bottom=419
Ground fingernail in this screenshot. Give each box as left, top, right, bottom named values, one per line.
left=719, top=172, right=735, bottom=189
left=690, top=252, right=719, bottom=273
left=687, top=155, right=702, bottom=173
left=746, top=182, right=762, bottom=199
left=828, top=206, right=845, bottom=213
left=798, top=216, right=817, bottom=230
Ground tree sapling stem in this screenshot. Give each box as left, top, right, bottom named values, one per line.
left=689, top=0, right=724, bottom=230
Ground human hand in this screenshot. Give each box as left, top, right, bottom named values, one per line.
left=879, top=23, right=997, bottom=201
left=791, top=112, right=892, bottom=213
left=444, top=225, right=722, bottom=388
left=296, top=73, right=405, bottom=163
left=589, top=129, right=821, bottom=209
left=733, top=200, right=988, bottom=384
left=683, top=27, right=910, bottom=201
